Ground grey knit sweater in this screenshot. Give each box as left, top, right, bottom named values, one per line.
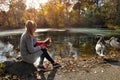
left=20, top=32, right=43, bottom=64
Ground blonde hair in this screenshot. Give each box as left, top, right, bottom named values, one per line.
left=25, top=20, right=37, bottom=36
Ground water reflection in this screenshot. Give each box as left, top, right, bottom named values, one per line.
left=0, top=28, right=120, bottom=62
left=0, top=56, right=7, bottom=62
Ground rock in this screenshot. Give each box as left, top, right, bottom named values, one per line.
left=3, top=60, right=37, bottom=76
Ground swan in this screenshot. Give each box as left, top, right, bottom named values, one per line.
left=95, top=35, right=106, bottom=56
left=109, top=37, right=120, bottom=49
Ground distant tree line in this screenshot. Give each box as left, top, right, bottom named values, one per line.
left=0, top=0, right=120, bottom=29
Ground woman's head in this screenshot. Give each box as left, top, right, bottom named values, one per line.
left=25, top=20, right=37, bottom=35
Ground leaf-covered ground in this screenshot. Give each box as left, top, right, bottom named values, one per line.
left=1, top=52, right=120, bottom=80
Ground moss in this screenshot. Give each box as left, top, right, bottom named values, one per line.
left=0, top=63, right=5, bottom=76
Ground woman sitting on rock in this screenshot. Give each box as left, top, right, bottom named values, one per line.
left=20, top=20, right=61, bottom=71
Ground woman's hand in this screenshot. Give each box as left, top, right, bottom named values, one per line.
left=44, top=37, right=52, bottom=42
left=41, top=44, right=46, bottom=49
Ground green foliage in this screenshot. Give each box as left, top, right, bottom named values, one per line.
left=0, top=63, right=5, bottom=76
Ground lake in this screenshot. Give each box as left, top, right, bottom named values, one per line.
left=0, top=28, right=120, bottom=62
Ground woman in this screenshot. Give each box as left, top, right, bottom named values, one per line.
left=20, top=20, right=61, bottom=71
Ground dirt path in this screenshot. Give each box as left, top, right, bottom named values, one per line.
left=54, top=57, right=120, bottom=80
left=55, top=64, right=120, bottom=80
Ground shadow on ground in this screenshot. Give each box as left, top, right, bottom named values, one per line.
left=104, top=58, right=120, bottom=66
left=39, top=68, right=58, bottom=80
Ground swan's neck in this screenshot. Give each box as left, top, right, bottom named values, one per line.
left=97, top=37, right=103, bottom=44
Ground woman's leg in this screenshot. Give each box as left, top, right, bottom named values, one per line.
left=39, top=49, right=61, bottom=69
left=39, top=52, right=45, bottom=65
left=40, top=49, right=55, bottom=64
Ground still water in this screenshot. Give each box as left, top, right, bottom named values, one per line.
left=0, top=28, right=120, bottom=62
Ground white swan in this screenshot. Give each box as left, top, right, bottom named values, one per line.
left=109, top=37, right=120, bottom=49
left=95, top=35, right=106, bottom=56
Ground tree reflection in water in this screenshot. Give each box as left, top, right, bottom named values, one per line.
left=0, top=29, right=120, bottom=61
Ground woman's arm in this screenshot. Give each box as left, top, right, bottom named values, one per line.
left=26, top=36, right=42, bottom=54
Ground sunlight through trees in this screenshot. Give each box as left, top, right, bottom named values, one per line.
left=0, top=0, right=120, bottom=29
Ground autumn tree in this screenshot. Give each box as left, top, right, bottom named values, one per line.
left=0, top=0, right=10, bottom=28
left=99, top=0, right=120, bottom=28
left=41, top=0, right=66, bottom=28
left=0, top=0, right=26, bottom=29
left=8, top=0, right=26, bottom=28
left=0, top=0, right=120, bottom=29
